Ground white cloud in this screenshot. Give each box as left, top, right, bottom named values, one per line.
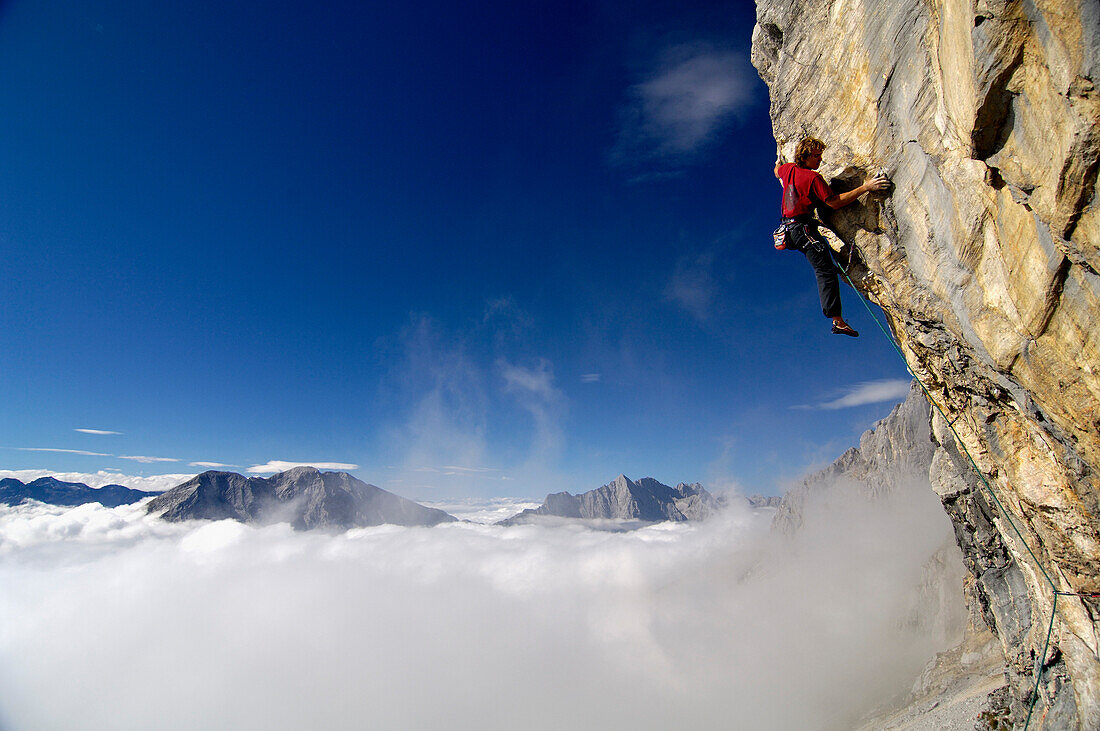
left=247, top=461, right=360, bottom=474
left=615, top=43, right=755, bottom=165
left=13, top=447, right=112, bottom=457
left=74, top=429, right=122, bottom=436
left=814, top=379, right=914, bottom=410
left=0, top=475, right=961, bottom=730
left=0, top=469, right=192, bottom=493
left=118, top=455, right=181, bottom=464
left=189, top=462, right=236, bottom=469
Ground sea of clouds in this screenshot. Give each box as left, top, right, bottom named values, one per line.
left=0, top=478, right=962, bottom=730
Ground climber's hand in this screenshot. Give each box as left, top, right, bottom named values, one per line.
left=864, top=174, right=891, bottom=192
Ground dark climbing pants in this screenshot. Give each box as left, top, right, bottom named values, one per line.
left=785, top=219, right=841, bottom=319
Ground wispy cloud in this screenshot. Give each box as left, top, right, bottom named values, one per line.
left=412, top=465, right=498, bottom=475
left=74, top=429, right=121, bottom=436
left=614, top=43, right=755, bottom=167
left=14, top=447, right=112, bottom=457
left=189, top=462, right=237, bottom=469
left=119, top=455, right=181, bottom=464
left=247, top=461, right=360, bottom=474
left=441, top=465, right=496, bottom=473
left=377, top=312, right=573, bottom=498
left=803, top=380, right=914, bottom=410
left=10, top=447, right=184, bottom=466
left=665, top=250, right=719, bottom=322
left=379, top=315, right=491, bottom=493
left=500, top=359, right=560, bottom=400
left=500, top=358, right=566, bottom=462
left=580, top=373, right=601, bottom=383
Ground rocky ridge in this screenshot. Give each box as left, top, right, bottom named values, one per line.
left=146, top=466, right=456, bottom=530
left=499, top=474, right=726, bottom=525
left=752, top=0, right=1100, bottom=726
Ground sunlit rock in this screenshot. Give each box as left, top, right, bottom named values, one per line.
left=753, top=0, right=1100, bottom=726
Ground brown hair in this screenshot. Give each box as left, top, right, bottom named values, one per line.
left=794, top=137, right=826, bottom=167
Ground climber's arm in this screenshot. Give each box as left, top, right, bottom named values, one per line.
left=824, top=175, right=890, bottom=209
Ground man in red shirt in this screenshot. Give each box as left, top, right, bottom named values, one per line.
left=774, top=137, right=889, bottom=337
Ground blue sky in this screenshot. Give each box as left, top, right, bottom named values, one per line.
left=0, top=0, right=911, bottom=498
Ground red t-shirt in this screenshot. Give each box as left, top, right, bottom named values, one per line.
left=777, top=162, right=834, bottom=218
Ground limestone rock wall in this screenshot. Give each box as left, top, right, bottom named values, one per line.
left=752, top=0, right=1100, bottom=727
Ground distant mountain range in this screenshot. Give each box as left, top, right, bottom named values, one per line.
left=145, top=466, right=457, bottom=530
left=0, top=477, right=157, bottom=508
left=3, top=469, right=782, bottom=530
left=498, top=474, right=776, bottom=526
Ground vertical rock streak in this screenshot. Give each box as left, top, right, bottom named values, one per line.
left=753, top=0, right=1099, bottom=727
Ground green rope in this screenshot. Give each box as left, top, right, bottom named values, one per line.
left=1028, top=593, right=1059, bottom=729
left=834, top=253, right=1059, bottom=729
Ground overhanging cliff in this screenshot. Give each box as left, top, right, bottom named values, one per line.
left=751, top=0, right=1099, bottom=727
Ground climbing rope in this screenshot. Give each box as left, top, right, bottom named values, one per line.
left=832, top=248, right=1076, bottom=730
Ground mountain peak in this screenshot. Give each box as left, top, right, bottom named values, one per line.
left=499, top=473, right=720, bottom=525
left=147, top=467, right=455, bottom=530
left=281, top=465, right=322, bottom=475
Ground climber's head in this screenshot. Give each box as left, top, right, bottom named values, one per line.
left=795, top=136, right=826, bottom=168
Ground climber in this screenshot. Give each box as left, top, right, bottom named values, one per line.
left=774, top=136, right=889, bottom=337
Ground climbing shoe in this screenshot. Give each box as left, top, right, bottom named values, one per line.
left=831, top=322, right=859, bottom=337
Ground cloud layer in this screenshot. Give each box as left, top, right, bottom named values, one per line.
left=0, top=475, right=961, bottom=730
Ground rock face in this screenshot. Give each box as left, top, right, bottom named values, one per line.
left=774, top=381, right=937, bottom=534
left=499, top=475, right=721, bottom=525
left=752, top=1, right=1100, bottom=726
left=146, top=467, right=457, bottom=530
left=0, top=477, right=157, bottom=508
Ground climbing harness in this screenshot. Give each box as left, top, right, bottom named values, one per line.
left=833, top=246, right=1091, bottom=730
